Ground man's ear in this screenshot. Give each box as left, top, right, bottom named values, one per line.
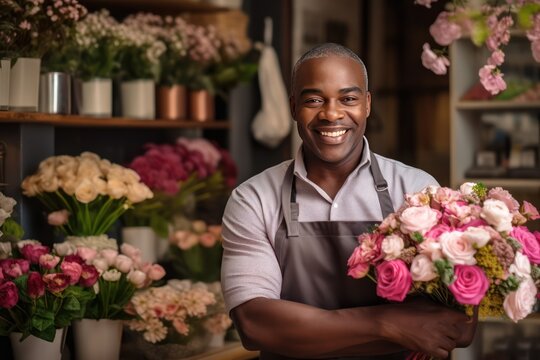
left=290, top=96, right=296, bottom=120
left=366, top=91, right=371, bottom=117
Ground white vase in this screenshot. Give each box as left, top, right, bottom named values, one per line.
left=206, top=331, right=226, bottom=348
left=121, top=226, right=157, bottom=263
left=9, top=57, right=41, bottom=111
left=9, top=327, right=66, bottom=360
left=120, top=79, right=155, bottom=119
left=80, top=78, right=112, bottom=117
left=73, top=319, right=123, bottom=360
left=0, top=58, right=10, bottom=110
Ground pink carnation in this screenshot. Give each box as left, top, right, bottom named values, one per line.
left=375, top=260, right=412, bottom=302
left=448, top=265, right=489, bottom=305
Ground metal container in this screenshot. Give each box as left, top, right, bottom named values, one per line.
left=39, top=72, right=71, bottom=114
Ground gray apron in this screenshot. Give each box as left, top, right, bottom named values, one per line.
left=261, top=153, right=408, bottom=360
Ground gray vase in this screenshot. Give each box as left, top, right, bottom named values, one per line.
left=39, top=72, right=71, bottom=114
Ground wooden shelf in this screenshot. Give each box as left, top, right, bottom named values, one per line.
left=456, top=100, right=540, bottom=110
left=81, top=0, right=228, bottom=13
left=184, top=342, right=258, bottom=360
left=0, top=111, right=230, bottom=129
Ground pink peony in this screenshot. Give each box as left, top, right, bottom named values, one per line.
left=503, top=277, right=537, bottom=322
left=399, top=205, right=440, bottom=234
left=0, top=259, right=30, bottom=279
left=79, top=264, right=99, bottom=288
left=47, top=209, right=70, bottom=226
left=0, top=281, right=19, bottom=308
left=375, top=260, right=412, bottom=302
left=429, top=11, right=462, bottom=46
left=421, top=43, right=450, bottom=75
left=479, top=65, right=507, bottom=95
left=522, top=201, right=540, bottom=220
left=27, top=271, right=45, bottom=299
left=511, top=227, right=540, bottom=264
left=39, top=254, right=60, bottom=270
left=448, top=265, right=489, bottom=305
left=76, top=247, right=98, bottom=264
left=64, top=254, right=84, bottom=264
left=20, top=244, right=50, bottom=264
left=60, top=260, right=83, bottom=285
left=43, top=273, right=70, bottom=293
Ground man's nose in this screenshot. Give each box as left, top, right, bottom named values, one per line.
left=318, top=100, right=344, bottom=121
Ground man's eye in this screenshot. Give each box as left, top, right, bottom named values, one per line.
left=342, top=96, right=358, bottom=103
left=304, top=98, right=323, bottom=105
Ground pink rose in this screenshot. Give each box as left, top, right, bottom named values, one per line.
left=503, top=277, right=537, bottom=322
left=47, top=209, right=70, bottom=226
left=440, top=231, right=477, bottom=265
left=60, top=260, right=83, bottom=285
left=27, top=271, right=45, bottom=299
left=146, top=264, right=166, bottom=281
left=448, top=265, right=489, bottom=305
left=424, top=224, right=453, bottom=241
left=429, top=11, right=462, bottom=46
left=522, top=201, right=540, bottom=220
left=20, top=244, right=50, bottom=264
left=375, top=260, right=412, bottom=302
left=421, top=43, right=450, bottom=75
left=410, top=254, right=437, bottom=282
left=39, top=254, right=60, bottom=270
left=347, top=261, right=370, bottom=279
left=0, top=259, right=30, bottom=279
left=114, top=254, right=133, bottom=273
left=0, top=281, right=19, bottom=308
left=381, top=234, right=405, bottom=260
left=79, top=264, right=99, bottom=288
left=43, top=273, right=70, bottom=293
left=399, top=206, right=440, bottom=234
left=511, top=227, right=540, bottom=264
left=76, top=247, right=98, bottom=264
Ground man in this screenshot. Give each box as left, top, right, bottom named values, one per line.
left=221, top=43, right=476, bottom=359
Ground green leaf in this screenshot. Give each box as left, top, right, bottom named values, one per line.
left=517, top=4, right=540, bottom=29
left=507, top=237, right=523, bottom=252
left=150, top=213, right=170, bottom=238
left=32, top=325, right=56, bottom=342
left=410, top=232, right=424, bottom=244
left=32, top=312, right=54, bottom=332
left=63, top=296, right=81, bottom=312
left=470, top=20, right=489, bottom=47
left=472, top=182, right=488, bottom=199
left=0, top=218, right=24, bottom=239
left=434, top=259, right=454, bottom=286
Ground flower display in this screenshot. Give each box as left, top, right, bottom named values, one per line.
left=0, top=192, right=23, bottom=242
left=0, top=240, right=98, bottom=342
left=53, top=241, right=166, bottom=320
left=168, top=220, right=224, bottom=282
left=347, top=182, right=540, bottom=322
left=21, top=152, right=153, bottom=236
left=416, top=0, right=540, bottom=95
left=124, top=138, right=237, bottom=237
left=125, top=279, right=219, bottom=344
left=0, top=0, right=87, bottom=59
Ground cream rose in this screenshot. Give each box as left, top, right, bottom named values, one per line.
left=77, top=158, right=102, bottom=178
left=459, top=182, right=476, bottom=196
left=75, top=178, right=98, bottom=203
left=107, top=178, right=128, bottom=199
left=463, top=227, right=491, bottom=248
left=91, top=176, right=108, bottom=196
left=419, top=237, right=443, bottom=261
left=399, top=206, right=440, bottom=234
left=38, top=172, right=59, bottom=192
left=410, top=254, right=438, bottom=281
left=21, top=175, right=42, bottom=196
left=503, top=277, right=537, bottom=322
left=481, top=199, right=513, bottom=233
left=381, top=234, right=405, bottom=260
left=127, top=182, right=153, bottom=203
left=440, top=231, right=477, bottom=265
left=509, top=251, right=531, bottom=280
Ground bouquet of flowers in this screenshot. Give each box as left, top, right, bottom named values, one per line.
left=0, top=192, right=23, bottom=242
left=0, top=240, right=98, bottom=341
left=168, top=220, right=224, bottom=282
left=125, top=137, right=237, bottom=237
left=0, top=0, right=87, bottom=59
left=53, top=241, right=166, bottom=320
left=125, top=279, right=216, bottom=345
left=21, top=152, right=153, bottom=237
left=347, top=182, right=540, bottom=322
left=416, top=0, right=540, bottom=95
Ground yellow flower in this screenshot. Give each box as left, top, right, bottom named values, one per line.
left=475, top=245, right=504, bottom=280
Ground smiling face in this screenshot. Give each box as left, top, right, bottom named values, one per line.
left=290, top=55, right=371, bottom=172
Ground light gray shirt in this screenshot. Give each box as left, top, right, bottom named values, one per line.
left=221, top=138, right=438, bottom=313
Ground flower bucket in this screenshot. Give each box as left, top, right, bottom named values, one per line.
left=80, top=78, right=113, bottom=117
left=206, top=331, right=226, bottom=348
left=9, top=327, right=67, bottom=360
left=0, top=58, right=10, bottom=110
left=9, top=57, right=41, bottom=112
left=39, top=72, right=71, bottom=115
left=73, top=319, right=123, bottom=360
left=122, top=226, right=157, bottom=263
left=157, top=84, right=187, bottom=120
left=120, top=79, right=155, bottom=120
left=189, top=89, right=214, bottom=122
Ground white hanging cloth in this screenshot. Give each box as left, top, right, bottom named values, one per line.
left=251, top=17, right=291, bottom=148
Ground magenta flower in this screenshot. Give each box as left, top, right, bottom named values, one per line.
left=0, top=281, right=19, bottom=308
left=79, top=264, right=99, bottom=288
left=0, top=259, right=30, bottom=279
left=43, top=273, right=70, bottom=293
left=20, top=244, right=50, bottom=264
left=511, top=226, right=540, bottom=265
left=449, top=265, right=489, bottom=305
left=27, top=272, right=45, bottom=299
left=39, top=254, right=61, bottom=270
left=375, top=260, right=412, bottom=302
left=60, top=260, right=83, bottom=285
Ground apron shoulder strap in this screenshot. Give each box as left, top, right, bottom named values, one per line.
left=281, top=162, right=300, bottom=237
left=369, top=152, right=395, bottom=218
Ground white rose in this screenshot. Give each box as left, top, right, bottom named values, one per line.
left=99, top=159, right=112, bottom=174
left=106, top=178, right=128, bottom=199
left=410, top=254, right=438, bottom=281
left=399, top=206, right=440, bottom=234
left=440, top=231, right=477, bottom=265
left=75, top=178, right=98, bottom=203
left=77, top=158, right=102, bottom=178
left=381, top=234, right=405, bottom=260
left=79, top=152, right=101, bottom=162
left=102, top=269, right=122, bottom=281
left=127, top=183, right=153, bottom=203
left=509, top=251, right=531, bottom=280
left=121, top=168, right=141, bottom=183
left=503, top=277, right=537, bottom=322
left=0, top=193, right=16, bottom=213
left=422, top=185, right=440, bottom=197
left=463, top=227, right=491, bottom=248
left=0, top=241, right=12, bottom=259
left=481, top=199, right=513, bottom=233
left=53, top=242, right=77, bottom=256
left=459, top=182, right=476, bottom=196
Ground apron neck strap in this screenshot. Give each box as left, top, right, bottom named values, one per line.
left=369, top=152, right=395, bottom=218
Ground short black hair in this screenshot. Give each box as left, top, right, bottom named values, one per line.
left=291, top=43, right=368, bottom=94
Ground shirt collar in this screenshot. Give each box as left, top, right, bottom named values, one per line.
left=293, top=136, right=372, bottom=180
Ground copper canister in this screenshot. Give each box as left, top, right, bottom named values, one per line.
left=189, top=89, right=214, bottom=122
left=157, top=84, right=187, bottom=120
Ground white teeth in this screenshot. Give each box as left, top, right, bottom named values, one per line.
left=320, top=130, right=347, bottom=137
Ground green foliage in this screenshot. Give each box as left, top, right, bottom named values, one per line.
left=434, top=258, right=454, bottom=286
left=410, top=232, right=425, bottom=244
